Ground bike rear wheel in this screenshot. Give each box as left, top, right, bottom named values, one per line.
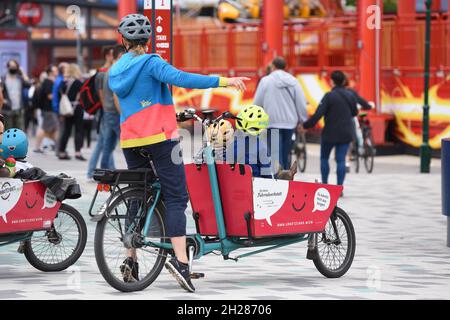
left=351, top=142, right=359, bottom=174
left=23, top=204, right=87, bottom=272
left=94, top=189, right=168, bottom=292
left=312, top=207, right=356, bottom=278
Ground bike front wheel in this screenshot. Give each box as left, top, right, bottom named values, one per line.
left=94, top=189, right=169, bottom=292
left=351, top=143, right=360, bottom=174
left=363, top=134, right=375, bottom=174
left=312, top=207, right=356, bottom=278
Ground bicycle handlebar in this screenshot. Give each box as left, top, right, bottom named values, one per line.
left=176, top=108, right=240, bottom=124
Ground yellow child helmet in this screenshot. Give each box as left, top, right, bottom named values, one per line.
left=236, top=105, right=269, bottom=136
left=207, top=119, right=235, bottom=147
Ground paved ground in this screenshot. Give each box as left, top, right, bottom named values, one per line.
left=0, top=137, right=448, bottom=300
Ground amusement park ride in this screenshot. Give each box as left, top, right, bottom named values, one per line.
left=118, top=0, right=450, bottom=152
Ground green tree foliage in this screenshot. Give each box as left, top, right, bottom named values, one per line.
left=345, top=0, right=397, bottom=14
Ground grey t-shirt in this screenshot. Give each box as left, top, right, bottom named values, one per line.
left=5, top=75, right=21, bottom=111
left=102, top=70, right=117, bottom=113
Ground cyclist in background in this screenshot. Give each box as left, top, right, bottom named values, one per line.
left=109, top=13, right=248, bottom=293
left=302, top=70, right=357, bottom=188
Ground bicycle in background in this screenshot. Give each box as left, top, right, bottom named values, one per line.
left=349, top=113, right=376, bottom=174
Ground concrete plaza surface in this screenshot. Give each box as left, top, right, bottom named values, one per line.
left=0, top=138, right=448, bottom=300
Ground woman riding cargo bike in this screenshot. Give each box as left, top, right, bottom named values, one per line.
left=101, top=13, right=249, bottom=293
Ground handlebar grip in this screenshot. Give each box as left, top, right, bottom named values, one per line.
left=176, top=112, right=194, bottom=122
left=222, top=111, right=240, bottom=120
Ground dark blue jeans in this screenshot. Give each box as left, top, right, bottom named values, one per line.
left=320, top=141, right=350, bottom=186
left=267, top=128, right=295, bottom=170
left=123, top=140, right=189, bottom=237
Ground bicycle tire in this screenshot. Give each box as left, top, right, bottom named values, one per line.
left=296, top=147, right=307, bottom=173
left=23, top=204, right=87, bottom=272
left=312, top=207, right=356, bottom=278
left=94, top=189, right=168, bottom=292
left=363, top=131, right=375, bottom=174
left=352, top=142, right=360, bottom=174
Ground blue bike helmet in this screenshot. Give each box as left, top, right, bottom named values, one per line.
left=0, top=128, right=28, bottom=159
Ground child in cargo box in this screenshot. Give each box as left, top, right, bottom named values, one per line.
left=211, top=105, right=273, bottom=178
left=0, top=123, right=32, bottom=176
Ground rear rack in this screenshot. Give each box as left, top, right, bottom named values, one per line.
left=89, top=169, right=157, bottom=219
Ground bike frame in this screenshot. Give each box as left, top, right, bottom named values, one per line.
left=0, top=232, right=32, bottom=247
left=141, top=143, right=310, bottom=260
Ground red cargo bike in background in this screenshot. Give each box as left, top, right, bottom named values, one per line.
left=0, top=179, right=87, bottom=272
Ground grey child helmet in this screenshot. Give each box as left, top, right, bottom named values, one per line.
left=118, top=14, right=152, bottom=41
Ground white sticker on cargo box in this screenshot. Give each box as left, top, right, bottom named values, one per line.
left=0, top=179, right=23, bottom=223
left=42, top=188, right=57, bottom=209
left=253, top=178, right=289, bottom=226
left=313, top=188, right=330, bottom=213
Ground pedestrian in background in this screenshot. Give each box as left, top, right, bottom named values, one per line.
left=99, top=45, right=125, bottom=170
left=34, top=65, right=59, bottom=153
left=0, top=59, right=30, bottom=129
left=253, top=56, right=308, bottom=170
left=52, top=62, right=68, bottom=115
left=58, top=63, right=85, bottom=161
left=87, top=46, right=115, bottom=179
left=303, top=70, right=358, bottom=189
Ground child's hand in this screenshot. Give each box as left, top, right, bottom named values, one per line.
left=226, top=77, right=250, bottom=92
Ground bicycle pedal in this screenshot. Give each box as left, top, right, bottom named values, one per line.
left=191, top=272, right=205, bottom=279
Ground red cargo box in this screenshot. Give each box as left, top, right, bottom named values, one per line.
left=185, top=164, right=218, bottom=236
left=0, top=179, right=61, bottom=235
left=185, top=164, right=343, bottom=238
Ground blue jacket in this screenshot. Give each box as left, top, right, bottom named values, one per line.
left=52, top=74, right=64, bottom=113
left=109, top=53, right=224, bottom=148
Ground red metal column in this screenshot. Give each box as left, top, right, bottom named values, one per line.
left=118, top=0, right=137, bottom=42
left=357, top=0, right=382, bottom=108
left=397, top=0, right=417, bottom=67
left=263, top=0, right=284, bottom=66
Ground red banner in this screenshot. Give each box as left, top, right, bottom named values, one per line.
left=144, top=0, right=172, bottom=63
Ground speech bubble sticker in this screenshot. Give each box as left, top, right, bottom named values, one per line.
left=313, top=188, right=331, bottom=213
left=253, top=178, right=289, bottom=226
left=0, top=179, right=24, bottom=223
left=42, top=188, right=57, bottom=210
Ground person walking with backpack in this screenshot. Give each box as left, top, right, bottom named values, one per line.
left=99, top=45, right=125, bottom=170
left=86, top=46, right=115, bottom=179
left=303, top=70, right=358, bottom=188
left=109, top=13, right=248, bottom=292
left=58, top=64, right=85, bottom=161
left=253, top=56, right=308, bottom=170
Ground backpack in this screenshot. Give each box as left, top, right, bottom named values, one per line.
left=79, top=70, right=104, bottom=115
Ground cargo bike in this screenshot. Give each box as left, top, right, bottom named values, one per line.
left=90, top=109, right=356, bottom=292
left=0, top=179, right=87, bottom=272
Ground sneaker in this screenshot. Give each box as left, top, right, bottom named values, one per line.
left=120, top=257, right=139, bottom=283
left=165, top=257, right=195, bottom=293
left=75, top=155, right=87, bottom=161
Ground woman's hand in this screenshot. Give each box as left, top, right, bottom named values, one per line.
left=225, top=77, right=250, bottom=91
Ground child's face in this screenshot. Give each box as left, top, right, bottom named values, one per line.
left=0, top=121, right=4, bottom=144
